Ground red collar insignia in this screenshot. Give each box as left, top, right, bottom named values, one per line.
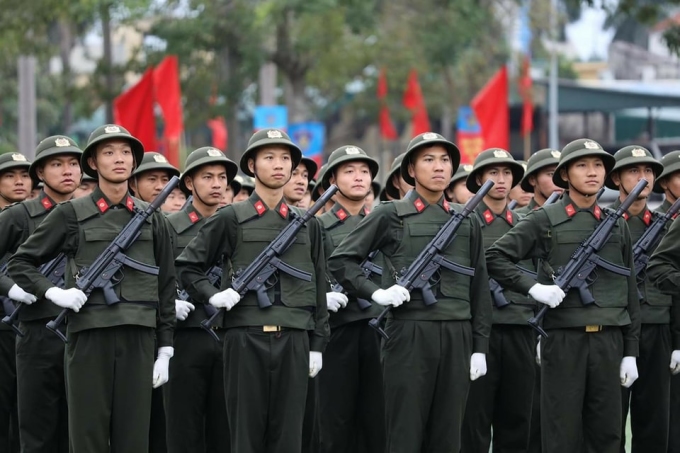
left=253, top=200, right=266, bottom=216
left=594, top=205, right=601, bottom=221
left=565, top=204, right=576, bottom=217
left=505, top=210, right=513, bottom=225
left=622, top=212, right=629, bottom=221
left=40, top=197, right=53, bottom=210
left=96, top=198, right=109, bottom=213
left=673, top=213, right=678, bottom=220
left=414, top=198, right=425, bottom=212
left=336, top=208, right=347, bottom=221
left=125, top=196, right=135, bottom=212
left=188, top=211, right=199, bottom=223
left=442, top=199, right=450, bottom=212
left=483, top=209, right=494, bottom=224
left=643, top=209, right=652, bottom=226
left=278, top=203, right=289, bottom=219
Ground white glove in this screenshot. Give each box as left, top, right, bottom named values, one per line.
left=175, top=300, right=195, bottom=321
left=326, top=292, right=348, bottom=312
left=528, top=283, right=565, bottom=309
left=620, top=356, right=639, bottom=388
left=209, top=288, right=241, bottom=311
left=309, top=351, right=323, bottom=378
left=470, top=353, right=487, bottom=381
left=536, top=336, right=541, bottom=366
left=45, top=287, right=87, bottom=312
left=371, top=284, right=410, bottom=307
left=153, top=346, right=174, bottom=388
left=8, top=284, right=37, bottom=305
left=670, top=350, right=680, bottom=375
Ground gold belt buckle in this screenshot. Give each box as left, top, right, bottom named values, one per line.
left=585, top=325, right=602, bottom=333
left=263, top=325, right=281, bottom=332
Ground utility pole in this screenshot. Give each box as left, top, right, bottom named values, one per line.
left=18, top=55, right=37, bottom=159
left=548, top=0, right=559, bottom=149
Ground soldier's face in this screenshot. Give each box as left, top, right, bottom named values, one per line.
left=161, top=188, right=186, bottom=213
left=478, top=165, right=513, bottom=200
left=185, top=164, right=227, bottom=208
left=221, top=185, right=234, bottom=207
left=509, top=184, right=533, bottom=207
left=391, top=173, right=414, bottom=199
left=408, top=146, right=451, bottom=194
left=284, top=162, right=309, bottom=203
left=330, top=161, right=371, bottom=202
left=249, top=146, right=293, bottom=190
left=446, top=180, right=473, bottom=204
left=131, top=170, right=171, bottom=203
left=0, top=168, right=30, bottom=203
left=660, top=172, right=680, bottom=200
left=297, top=190, right=312, bottom=209
left=234, top=188, right=250, bottom=202
left=74, top=180, right=97, bottom=199
left=38, top=155, right=81, bottom=195
left=612, top=164, right=655, bottom=199
left=529, top=165, right=562, bottom=199
left=563, top=157, right=605, bottom=195
left=90, top=140, right=134, bottom=183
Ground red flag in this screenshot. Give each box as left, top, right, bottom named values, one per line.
left=519, top=56, right=533, bottom=137
left=402, top=69, right=430, bottom=137
left=114, top=68, right=156, bottom=151
left=377, top=68, right=398, bottom=140
left=207, top=117, right=228, bottom=150
left=471, top=66, right=509, bottom=150
left=153, top=56, right=183, bottom=167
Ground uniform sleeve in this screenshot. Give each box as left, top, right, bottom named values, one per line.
left=619, top=220, right=640, bottom=357
left=308, top=218, right=330, bottom=352
left=0, top=207, right=28, bottom=295
left=328, top=204, right=395, bottom=301
left=647, top=218, right=680, bottom=295
left=486, top=210, right=550, bottom=295
left=8, top=205, right=79, bottom=299
left=152, top=212, right=176, bottom=347
left=175, top=208, right=235, bottom=303
left=468, top=216, right=492, bottom=354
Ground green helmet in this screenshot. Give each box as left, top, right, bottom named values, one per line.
left=385, top=152, right=407, bottom=200
left=371, top=180, right=381, bottom=196
left=299, top=157, right=319, bottom=183
left=654, top=150, right=680, bottom=193
left=449, top=163, right=473, bottom=189
left=553, top=138, right=615, bottom=189
left=0, top=152, right=31, bottom=174
left=180, top=147, right=238, bottom=194
left=81, top=173, right=97, bottom=183
left=229, top=177, right=242, bottom=195
left=81, top=124, right=144, bottom=178
left=239, top=129, right=302, bottom=177
left=29, top=135, right=82, bottom=183
left=605, top=145, right=663, bottom=190
left=312, top=164, right=329, bottom=201
left=322, top=145, right=379, bottom=190
left=519, top=148, right=561, bottom=192
left=233, top=175, right=255, bottom=195
left=132, top=152, right=180, bottom=179
left=400, top=132, right=460, bottom=186
left=466, top=148, right=524, bottom=194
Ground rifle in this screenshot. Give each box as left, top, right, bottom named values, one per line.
left=0, top=262, right=14, bottom=323
left=369, top=180, right=494, bottom=340
left=508, top=199, right=518, bottom=210
left=330, top=250, right=382, bottom=310
left=200, top=185, right=339, bottom=338
left=631, top=196, right=680, bottom=301
left=544, top=191, right=561, bottom=206
left=177, top=264, right=222, bottom=341
left=2, top=253, right=67, bottom=336
left=528, top=179, right=647, bottom=338
left=46, top=176, right=180, bottom=342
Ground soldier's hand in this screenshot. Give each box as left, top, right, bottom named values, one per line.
left=528, top=283, right=565, bottom=309
left=670, top=350, right=680, bottom=375
left=153, top=346, right=174, bottom=388
left=45, top=287, right=87, bottom=312
left=326, top=292, right=348, bottom=312
left=620, top=356, right=639, bottom=388
left=371, top=285, right=410, bottom=307
left=470, top=353, right=487, bottom=381
left=309, top=351, right=323, bottom=378
left=174, top=300, right=195, bottom=321
left=209, top=288, right=241, bottom=311
left=8, top=284, right=37, bottom=305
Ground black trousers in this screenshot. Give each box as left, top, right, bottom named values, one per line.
left=0, top=330, right=19, bottom=452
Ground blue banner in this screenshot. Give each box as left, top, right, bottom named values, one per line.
left=253, top=105, right=288, bottom=131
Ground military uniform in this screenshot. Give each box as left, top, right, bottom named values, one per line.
left=328, top=133, right=492, bottom=453
left=164, top=147, right=238, bottom=453
left=515, top=149, right=561, bottom=217
left=486, top=139, right=640, bottom=453
left=8, top=125, right=176, bottom=453
left=315, top=146, right=385, bottom=452
left=175, top=129, right=330, bottom=453
left=461, top=148, right=537, bottom=453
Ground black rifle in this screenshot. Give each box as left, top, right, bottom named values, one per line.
left=2, top=253, right=67, bottom=336
left=528, top=179, right=647, bottom=338
left=369, top=180, right=494, bottom=340
left=0, top=262, right=15, bottom=330
left=200, top=185, right=339, bottom=338
left=632, top=196, right=680, bottom=301
left=177, top=264, right=222, bottom=341
left=544, top=190, right=561, bottom=206
left=508, top=199, right=518, bottom=210
left=330, top=250, right=382, bottom=310
left=46, top=176, right=180, bottom=342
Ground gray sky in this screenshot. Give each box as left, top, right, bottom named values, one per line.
left=566, top=6, right=616, bottom=61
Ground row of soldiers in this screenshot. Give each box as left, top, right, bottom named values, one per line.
left=0, top=124, right=680, bottom=453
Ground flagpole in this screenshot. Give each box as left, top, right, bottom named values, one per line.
left=548, top=0, right=559, bottom=149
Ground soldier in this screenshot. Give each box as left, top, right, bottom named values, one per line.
left=316, top=145, right=385, bottom=452
left=461, top=148, right=537, bottom=453
left=509, top=160, right=534, bottom=208
left=74, top=173, right=97, bottom=199
left=0, top=137, right=82, bottom=453
left=445, top=163, right=474, bottom=204
left=328, top=132, right=492, bottom=452
left=175, top=128, right=329, bottom=453
left=129, top=151, right=180, bottom=203
left=298, top=179, right=314, bottom=209
left=219, top=176, right=242, bottom=207
left=605, top=146, right=671, bottom=453
left=283, top=156, right=317, bottom=207
left=365, top=180, right=380, bottom=212
left=232, top=175, right=255, bottom=202
left=485, top=138, right=640, bottom=453
left=8, top=124, right=177, bottom=453
left=164, top=147, right=238, bottom=453
left=384, top=152, right=412, bottom=200
left=0, top=152, right=31, bottom=209
left=162, top=185, right=187, bottom=213
left=515, top=148, right=563, bottom=216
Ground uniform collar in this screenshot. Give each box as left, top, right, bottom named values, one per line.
left=477, top=200, right=514, bottom=226
left=659, top=198, right=673, bottom=215
left=248, top=192, right=290, bottom=219
left=527, top=198, right=539, bottom=211
left=561, top=193, right=602, bottom=221
left=330, top=201, right=370, bottom=222
left=405, top=190, right=451, bottom=214
left=90, top=187, right=135, bottom=214
left=183, top=203, right=203, bottom=224
left=609, top=198, right=652, bottom=226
